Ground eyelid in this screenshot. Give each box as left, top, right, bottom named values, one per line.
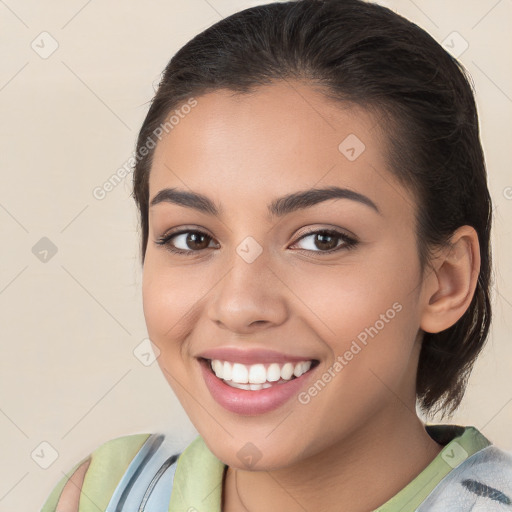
left=158, top=224, right=214, bottom=240
left=295, top=224, right=358, bottom=241
left=155, top=226, right=218, bottom=253
left=290, top=227, right=358, bottom=252
left=155, top=224, right=358, bottom=256
left=157, top=224, right=356, bottom=241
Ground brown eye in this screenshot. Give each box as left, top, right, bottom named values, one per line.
left=313, top=232, right=339, bottom=250
left=183, top=232, right=211, bottom=250
left=292, top=229, right=358, bottom=254
left=155, top=230, right=218, bottom=255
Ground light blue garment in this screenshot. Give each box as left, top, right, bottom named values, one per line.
left=417, top=445, right=512, bottom=511
left=104, top=433, right=180, bottom=512
left=42, top=426, right=512, bottom=511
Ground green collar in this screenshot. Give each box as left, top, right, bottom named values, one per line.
left=375, top=424, right=490, bottom=511
left=168, top=433, right=226, bottom=511
left=168, top=424, right=491, bottom=512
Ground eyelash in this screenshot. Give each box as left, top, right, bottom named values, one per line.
left=154, top=227, right=359, bottom=256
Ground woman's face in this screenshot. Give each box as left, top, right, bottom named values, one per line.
left=142, top=81, right=431, bottom=469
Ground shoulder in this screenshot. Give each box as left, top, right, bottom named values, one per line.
left=40, top=432, right=160, bottom=512
left=417, top=445, right=512, bottom=511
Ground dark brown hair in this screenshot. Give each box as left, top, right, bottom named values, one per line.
left=131, top=0, right=493, bottom=418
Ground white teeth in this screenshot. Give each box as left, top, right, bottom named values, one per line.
left=223, top=361, right=232, bottom=380
left=211, top=359, right=223, bottom=379
left=267, top=363, right=281, bottom=382
left=227, top=381, right=273, bottom=390
left=248, top=364, right=267, bottom=384
left=294, top=361, right=312, bottom=377
left=209, top=359, right=314, bottom=385
left=280, top=362, right=294, bottom=380
left=231, top=363, right=249, bottom=384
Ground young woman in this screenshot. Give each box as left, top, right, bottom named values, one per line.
left=41, top=0, right=512, bottom=510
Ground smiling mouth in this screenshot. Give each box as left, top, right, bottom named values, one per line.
left=199, top=357, right=320, bottom=391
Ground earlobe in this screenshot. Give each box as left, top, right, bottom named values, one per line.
left=420, top=226, right=480, bottom=334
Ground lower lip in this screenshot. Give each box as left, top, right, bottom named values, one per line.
left=199, top=359, right=318, bottom=416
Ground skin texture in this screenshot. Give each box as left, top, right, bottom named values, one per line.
left=142, top=80, right=480, bottom=511
left=55, top=458, right=90, bottom=512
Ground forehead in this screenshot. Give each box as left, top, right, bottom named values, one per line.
left=149, top=81, right=410, bottom=218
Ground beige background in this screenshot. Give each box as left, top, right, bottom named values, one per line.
left=0, top=0, right=510, bottom=509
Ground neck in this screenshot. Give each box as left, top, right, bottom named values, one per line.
left=222, top=407, right=443, bottom=512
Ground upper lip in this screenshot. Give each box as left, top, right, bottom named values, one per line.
left=197, top=347, right=318, bottom=365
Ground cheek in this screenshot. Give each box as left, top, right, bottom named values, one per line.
left=141, top=259, right=198, bottom=350
left=287, top=239, right=421, bottom=377
left=288, top=257, right=417, bottom=345
left=142, top=262, right=201, bottom=398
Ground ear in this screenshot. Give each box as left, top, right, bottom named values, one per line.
left=420, top=225, right=481, bottom=334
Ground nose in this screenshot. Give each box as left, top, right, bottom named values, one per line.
left=206, top=248, right=289, bottom=334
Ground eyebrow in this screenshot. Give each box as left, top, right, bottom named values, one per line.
left=149, top=185, right=381, bottom=217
